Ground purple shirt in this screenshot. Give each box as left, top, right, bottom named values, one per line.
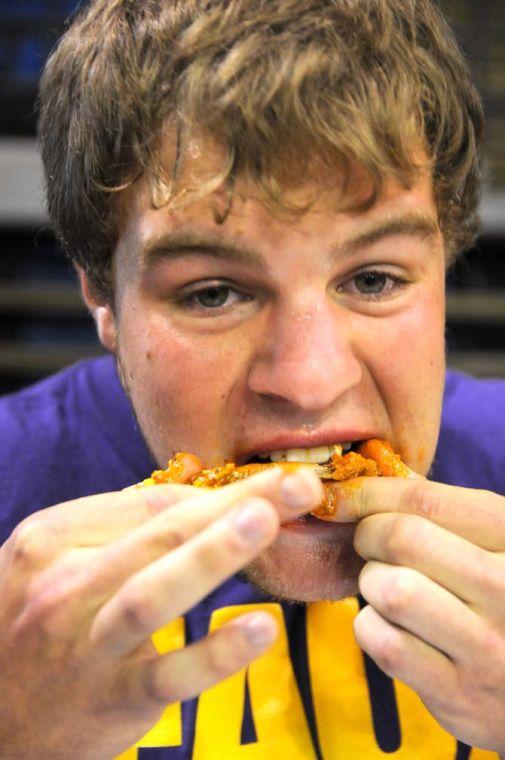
left=0, top=357, right=503, bottom=759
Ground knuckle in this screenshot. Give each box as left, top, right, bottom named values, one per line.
left=17, top=583, right=68, bottom=638
left=482, top=631, right=504, bottom=671
left=357, top=482, right=376, bottom=519
left=406, top=480, right=442, bottom=521
left=473, top=628, right=504, bottom=684
left=381, top=570, right=416, bottom=619
left=9, top=517, right=55, bottom=569
left=155, top=524, right=186, bottom=554
left=206, top=632, right=238, bottom=681
left=23, top=600, right=60, bottom=638
left=384, top=515, right=418, bottom=563
left=143, top=659, right=177, bottom=705
left=372, top=629, right=404, bottom=677
left=472, top=554, right=505, bottom=601
left=120, top=586, right=158, bottom=635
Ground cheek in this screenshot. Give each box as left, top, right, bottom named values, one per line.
left=378, top=293, right=445, bottom=375
left=135, top=329, right=234, bottom=408
left=359, top=289, right=445, bottom=471
left=120, top=311, right=252, bottom=435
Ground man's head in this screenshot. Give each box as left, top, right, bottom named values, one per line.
left=38, top=0, right=483, bottom=601
left=39, top=0, right=483, bottom=302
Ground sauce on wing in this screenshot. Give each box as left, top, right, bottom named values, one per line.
left=141, top=439, right=408, bottom=516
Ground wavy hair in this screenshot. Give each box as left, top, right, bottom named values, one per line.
left=38, top=0, right=484, bottom=300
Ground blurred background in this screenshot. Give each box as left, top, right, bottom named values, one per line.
left=0, top=0, right=504, bottom=394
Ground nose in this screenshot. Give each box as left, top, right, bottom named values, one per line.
left=248, top=298, right=362, bottom=412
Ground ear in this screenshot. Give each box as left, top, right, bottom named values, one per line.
left=77, top=268, right=117, bottom=353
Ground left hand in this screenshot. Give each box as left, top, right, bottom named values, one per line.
left=327, top=477, right=505, bottom=754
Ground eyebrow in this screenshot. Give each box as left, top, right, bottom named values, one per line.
left=342, top=212, right=439, bottom=255
left=140, top=211, right=439, bottom=271
left=141, top=232, right=267, bottom=273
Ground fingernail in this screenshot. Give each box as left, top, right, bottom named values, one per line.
left=280, top=469, right=320, bottom=510
left=239, top=612, right=277, bottom=648
left=233, top=499, right=270, bottom=543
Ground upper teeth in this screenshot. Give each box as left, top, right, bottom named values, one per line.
left=261, top=443, right=351, bottom=464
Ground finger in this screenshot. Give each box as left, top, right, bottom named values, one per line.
left=358, top=561, right=485, bottom=663
left=321, top=478, right=505, bottom=551
left=122, top=465, right=321, bottom=549
left=127, top=611, right=277, bottom=705
left=86, top=466, right=322, bottom=596
left=91, top=495, right=282, bottom=655
left=353, top=604, right=457, bottom=710
left=354, top=513, right=505, bottom=609
left=1, top=484, right=196, bottom=571
left=13, top=463, right=318, bottom=554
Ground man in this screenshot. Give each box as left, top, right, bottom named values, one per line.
left=0, top=0, right=503, bottom=757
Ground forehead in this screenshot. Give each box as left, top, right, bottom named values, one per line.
left=117, top=180, right=440, bottom=272
left=115, top=129, right=439, bottom=264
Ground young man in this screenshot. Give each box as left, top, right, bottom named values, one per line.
left=0, top=0, right=504, bottom=757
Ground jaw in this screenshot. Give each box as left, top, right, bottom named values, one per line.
left=243, top=522, right=364, bottom=602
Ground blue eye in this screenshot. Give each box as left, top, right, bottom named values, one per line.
left=353, top=272, right=388, bottom=294
left=194, top=286, right=231, bottom=308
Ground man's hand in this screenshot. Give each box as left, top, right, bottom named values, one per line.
left=328, top=477, right=505, bottom=754
left=0, top=467, right=321, bottom=759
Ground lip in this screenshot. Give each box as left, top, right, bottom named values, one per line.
left=280, top=515, right=356, bottom=537
left=235, top=430, right=379, bottom=464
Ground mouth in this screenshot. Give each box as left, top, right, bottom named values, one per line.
left=143, top=439, right=408, bottom=521
left=244, top=441, right=355, bottom=467
left=237, top=438, right=408, bottom=522
left=280, top=512, right=356, bottom=534
left=244, top=441, right=360, bottom=530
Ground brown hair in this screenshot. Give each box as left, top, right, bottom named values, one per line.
left=38, top=0, right=484, bottom=301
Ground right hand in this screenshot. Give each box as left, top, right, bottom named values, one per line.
left=0, top=466, right=321, bottom=759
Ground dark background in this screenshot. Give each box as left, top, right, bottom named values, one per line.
left=0, top=0, right=504, bottom=395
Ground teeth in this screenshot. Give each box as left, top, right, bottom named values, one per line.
left=305, top=446, right=335, bottom=463
left=270, top=450, right=288, bottom=462
left=267, top=443, right=347, bottom=464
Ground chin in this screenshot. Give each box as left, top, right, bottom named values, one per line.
left=244, top=522, right=364, bottom=603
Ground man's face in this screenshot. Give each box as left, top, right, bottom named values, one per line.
left=97, top=140, right=446, bottom=602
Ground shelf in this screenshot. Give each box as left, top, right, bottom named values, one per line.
left=445, top=290, right=505, bottom=322
left=0, top=138, right=46, bottom=224
left=0, top=282, right=86, bottom=314
left=0, top=341, right=104, bottom=376
left=447, top=352, right=505, bottom=378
